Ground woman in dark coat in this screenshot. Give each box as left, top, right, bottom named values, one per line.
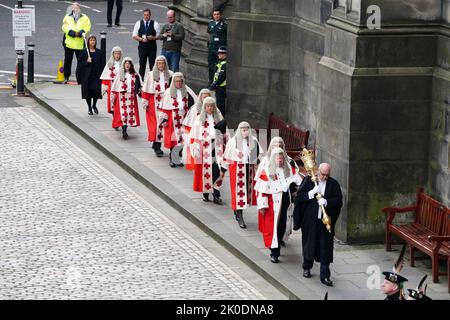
left=78, top=35, right=105, bottom=115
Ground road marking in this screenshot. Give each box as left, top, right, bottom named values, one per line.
left=64, top=1, right=102, bottom=13
left=0, top=4, right=13, bottom=10
left=143, top=2, right=168, bottom=9
left=0, top=70, right=55, bottom=79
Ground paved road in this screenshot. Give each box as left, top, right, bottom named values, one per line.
left=0, top=89, right=284, bottom=299
left=0, top=0, right=170, bottom=83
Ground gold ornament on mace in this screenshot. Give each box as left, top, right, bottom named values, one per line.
left=300, top=148, right=332, bottom=233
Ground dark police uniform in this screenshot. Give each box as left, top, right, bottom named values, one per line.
left=207, top=18, right=227, bottom=84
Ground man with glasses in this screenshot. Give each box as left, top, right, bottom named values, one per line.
left=294, top=163, right=343, bottom=287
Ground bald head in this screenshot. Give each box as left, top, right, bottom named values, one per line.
left=318, top=163, right=331, bottom=181
left=167, top=9, right=175, bottom=23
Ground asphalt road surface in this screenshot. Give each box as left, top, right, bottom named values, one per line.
left=0, top=0, right=171, bottom=83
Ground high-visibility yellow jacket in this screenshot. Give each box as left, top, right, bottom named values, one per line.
left=62, top=13, right=91, bottom=50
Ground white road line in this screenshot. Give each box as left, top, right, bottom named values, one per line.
left=143, top=2, right=168, bottom=9
left=0, top=70, right=55, bottom=79
left=64, top=1, right=101, bottom=13
left=0, top=4, right=14, bottom=10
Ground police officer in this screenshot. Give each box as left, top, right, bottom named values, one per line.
left=207, top=9, right=227, bottom=85
left=61, top=2, right=91, bottom=84
left=209, top=47, right=227, bottom=116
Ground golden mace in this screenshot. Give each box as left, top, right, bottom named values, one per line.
left=300, top=148, right=332, bottom=233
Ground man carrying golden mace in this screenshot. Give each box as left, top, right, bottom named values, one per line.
left=294, top=148, right=343, bottom=287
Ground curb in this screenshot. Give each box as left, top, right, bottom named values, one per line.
left=26, top=83, right=307, bottom=300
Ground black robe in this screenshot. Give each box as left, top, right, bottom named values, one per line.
left=294, top=176, right=343, bottom=264
left=78, top=49, right=105, bottom=99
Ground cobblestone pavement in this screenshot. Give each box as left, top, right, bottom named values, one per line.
left=0, top=106, right=266, bottom=299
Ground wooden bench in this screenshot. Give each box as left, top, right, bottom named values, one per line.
left=267, top=112, right=310, bottom=163
left=382, top=187, right=450, bottom=284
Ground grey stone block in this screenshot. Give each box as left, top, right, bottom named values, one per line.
left=241, top=41, right=290, bottom=70
left=250, top=0, right=295, bottom=16
left=253, top=21, right=291, bottom=45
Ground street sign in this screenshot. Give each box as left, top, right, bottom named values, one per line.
left=12, top=8, right=33, bottom=37
left=14, top=36, right=25, bottom=51
left=16, top=5, right=35, bottom=32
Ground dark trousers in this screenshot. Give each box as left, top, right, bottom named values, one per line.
left=270, top=192, right=289, bottom=258
left=203, top=162, right=221, bottom=198
left=215, top=87, right=226, bottom=116
left=302, top=219, right=331, bottom=281
left=107, top=0, right=123, bottom=25
left=152, top=142, right=161, bottom=150
left=63, top=46, right=82, bottom=79
left=208, top=48, right=218, bottom=84
left=138, top=46, right=157, bottom=80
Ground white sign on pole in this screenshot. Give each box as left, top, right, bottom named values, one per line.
left=17, top=5, right=35, bottom=32
left=14, top=36, right=26, bottom=51
left=12, top=8, right=33, bottom=37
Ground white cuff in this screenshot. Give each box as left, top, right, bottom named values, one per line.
left=257, top=196, right=269, bottom=210
left=308, top=190, right=315, bottom=199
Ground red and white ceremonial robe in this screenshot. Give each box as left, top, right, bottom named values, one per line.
left=190, top=117, right=225, bottom=194
left=100, top=64, right=118, bottom=114
left=222, top=137, right=263, bottom=211
left=182, top=106, right=201, bottom=171
left=160, top=87, right=197, bottom=149
left=254, top=167, right=302, bottom=249
left=141, top=72, right=171, bottom=142
left=111, top=73, right=141, bottom=128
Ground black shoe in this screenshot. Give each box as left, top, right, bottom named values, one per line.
left=88, top=107, right=93, bottom=115
left=236, top=210, right=247, bottom=228
left=63, top=78, right=69, bottom=84
left=154, top=149, right=164, bottom=157
left=213, top=196, right=222, bottom=205
left=122, top=132, right=128, bottom=140
left=115, top=23, right=121, bottom=27
left=321, top=278, right=333, bottom=287
left=203, top=194, right=210, bottom=202
left=169, top=160, right=176, bottom=168
left=92, top=106, right=98, bottom=114
left=303, top=269, right=311, bottom=278
left=270, top=256, right=279, bottom=263
left=177, top=162, right=184, bottom=167
left=107, top=24, right=112, bottom=27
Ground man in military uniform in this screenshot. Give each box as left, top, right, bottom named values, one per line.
left=207, top=9, right=227, bottom=84
left=209, top=47, right=227, bottom=116
left=382, top=271, right=408, bottom=300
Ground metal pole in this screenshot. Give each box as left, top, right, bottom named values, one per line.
left=100, top=31, right=107, bottom=63
left=18, top=0, right=23, bottom=8
left=27, top=43, right=34, bottom=83
left=16, top=50, right=25, bottom=96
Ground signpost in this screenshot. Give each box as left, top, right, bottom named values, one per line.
left=12, top=1, right=34, bottom=95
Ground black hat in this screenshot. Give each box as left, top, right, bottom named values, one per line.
left=407, top=275, right=432, bottom=300
left=382, top=272, right=408, bottom=285
left=217, top=46, right=227, bottom=54
left=214, top=119, right=227, bottom=134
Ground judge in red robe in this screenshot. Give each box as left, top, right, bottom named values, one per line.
left=111, top=57, right=142, bottom=139
left=183, top=88, right=212, bottom=171
left=141, top=55, right=173, bottom=156
left=159, top=72, right=197, bottom=167
left=221, top=121, right=263, bottom=228
left=100, top=46, right=123, bottom=115
left=254, top=147, right=302, bottom=263
left=190, top=97, right=226, bottom=204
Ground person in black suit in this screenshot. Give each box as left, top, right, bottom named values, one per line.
left=294, top=163, right=343, bottom=287
left=107, top=0, right=123, bottom=27
left=78, top=35, right=106, bottom=115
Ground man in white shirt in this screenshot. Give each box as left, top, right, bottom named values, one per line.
left=294, top=163, right=343, bottom=287
left=132, top=8, right=161, bottom=80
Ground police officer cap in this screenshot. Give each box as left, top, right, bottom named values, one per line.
left=217, top=46, right=227, bottom=54
left=382, top=272, right=408, bottom=285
